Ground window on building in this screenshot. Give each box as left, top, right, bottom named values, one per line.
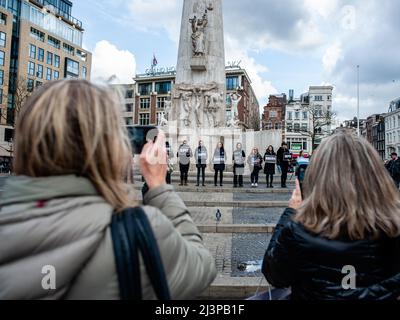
left=155, top=81, right=171, bottom=94
left=303, top=141, right=308, bottom=151
left=126, top=90, right=134, bottom=99
left=275, top=122, right=281, bottom=130
left=157, top=97, right=167, bottom=109
left=294, top=123, right=300, bottom=132
left=0, top=32, right=5, bottom=47
left=140, top=98, right=150, bottom=109
left=327, top=95, right=331, bottom=101
left=287, top=111, right=293, bottom=120
left=125, top=118, right=133, bottom=125
left=301, top=123, right=308, bottom=132
left=54, top=55, right=60, bottom=68
left=54, top=70, right=59, bottom=80
left=226, top=76, right=239, bottom=91
left=295, top=111, right=300, bottom=120
left=38, top=48, right=44, bottom=62
left=36, top=64, right=43, bottom=78
left=269, top=111, right=277, bottom=118
left=63, top=43, right=75, bottom=55
left=139, top=113, right=150, bottom=125
left=226, top=94, right=232, bottom=106
left=27, top=79, right=34, bottom=92
left=287, top=123, right=293, bottom=132
left=29, top=44, right=36, bottom=59
left=36, top=81, right=43, bottom=88
left=126, top=103, right=133, bottom=112
left=82, top=66, right=87, bottom=79
left=138, top=83, right=152, bottom=96
left=48, top=36, right=60, bottom=49
left=28, top=61, right=35, bottom=76
left=47, top=52, right=53, bottom=65
left=0, top=13, right=6, bottom=25
left=65, top=58, right=79, bottom=78
left=30, top=27, right=45, bottom=42
left=303, top=111, right=308, bottom=120
left=0, top=69, right=3, bottom=85
left=76, top=49, right=87, bottom=61
left=315, top=96, right=323, bottom=101
left=46, top=68, right=52, bottom=81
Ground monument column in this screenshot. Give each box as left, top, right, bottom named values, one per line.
left=170, top=0, right=226, bottom=134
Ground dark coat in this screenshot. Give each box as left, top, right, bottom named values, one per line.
left=264, top=151, right=276, bottom=175
left=386, top=158, right=400, bottom=182
left=262, top=208, right=400, bottom=300
left=277, top=147, right=291, bottom=169
left=213, top=148, right=226, bottom=171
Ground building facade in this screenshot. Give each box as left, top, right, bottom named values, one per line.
left=372, top=115, right=385, bottom=160
left=131, top=65, right=260, bottom=131
left=0, top=0, right=92, bottom=161
left=262, top=93, right=287, bottom=130
left=384, top=98, right=400, bottom=159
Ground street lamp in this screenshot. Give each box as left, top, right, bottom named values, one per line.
left=357, top=65, right=360, bottom=137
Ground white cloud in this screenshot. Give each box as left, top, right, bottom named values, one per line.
left=91, top=40, right=136, bottom=84
left=323, top=41, right=343, bottom=75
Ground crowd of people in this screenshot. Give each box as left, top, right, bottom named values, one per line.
left=0, top=79, right=399, bottom=301
left=170, top=140, right=306, bottom=188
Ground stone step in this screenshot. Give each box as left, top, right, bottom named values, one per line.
left=134, top=185, right=293, bottom=194
left=198, top=224, right=275, bottom=234
left=199, top=276, right=269, bottom=300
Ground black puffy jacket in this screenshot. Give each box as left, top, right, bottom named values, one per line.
left=262, top=208, right=400, bottom=300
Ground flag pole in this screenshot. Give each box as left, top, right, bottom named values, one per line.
left=357, top=65, right=360, bottom=137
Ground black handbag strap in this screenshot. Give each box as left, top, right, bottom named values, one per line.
left=111, top=207, right=171, bottom=300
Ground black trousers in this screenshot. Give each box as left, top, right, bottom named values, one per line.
left=214, top=170, right=224, bottom=186
left=233, top=166, right=244, bottom=187
left=197, top=166, right=206, bottom=185
left=266, top=174, right=274, bottom=186
left=179, top=164, right=190, bottom=183
left=166, top=172, right=171, bottom=184
left=280, top=164, right=289, bottom=186
left=251, top=168, right=261, bottom=184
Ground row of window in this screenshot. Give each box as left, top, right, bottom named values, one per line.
left=29, top=44, right=61, bottom=68
left=0, top=32, right=6, bottom=48
left=385, top=115, right=400, bottom=130
left=287, top=111, right=308, bottom=121
left=286, top=123, right=309, bottom=132
left=139, top=97, right=170, bottom=109
left=313, top=95, right=332, bottom=101
left=386, top=131, right=400, bottom=144
left=138, top=81, right=172, bottom=96
left=28, top=61, right=60, bottom=80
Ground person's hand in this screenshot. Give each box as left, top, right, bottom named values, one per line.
left=140, top=131, right=167, bottom=190
left=289, top=179, right=303, bottom=210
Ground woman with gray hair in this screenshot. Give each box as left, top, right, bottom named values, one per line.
left=262, top=131, right=400, bottom=300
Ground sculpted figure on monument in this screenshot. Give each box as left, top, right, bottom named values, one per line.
left=158, top=99, right=172, bottom=127
left=189, top=11, right=208, bottom=56
left=230, top=92, right=242, bottom=121
left=205, top=91, right=224, bottom=128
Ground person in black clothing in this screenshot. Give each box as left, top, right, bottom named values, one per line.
left=213, top=142, right=226, bottom=187
left=385, top=152, right=400, bottom=189
left=177, top=140, right=193, bottom=186
left=248, top=147, right=263, bottom=187
left=277, top=142, right=292, bottom=188
left=264, top=145, right=276, bottom=188
left=233, top=143, right=246, bottom=188
left=262, top=132, right=400, bottom=300
left=195, top=140, right=208, bottom=187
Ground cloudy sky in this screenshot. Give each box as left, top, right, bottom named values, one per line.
left=74, top=0, right=399, bottom=121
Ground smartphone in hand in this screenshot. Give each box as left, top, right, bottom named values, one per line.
left=126, top=125, right=158, bottom=155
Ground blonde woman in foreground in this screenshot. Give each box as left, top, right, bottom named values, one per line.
left=263, top=131, right=400, bottom=300
left=0, top=80, right=217, bottom=300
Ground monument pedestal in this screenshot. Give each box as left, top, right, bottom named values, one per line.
left=190, top=57, right=207, bottom=71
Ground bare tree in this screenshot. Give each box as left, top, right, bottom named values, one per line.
left=248, top=111, right=261, bottom=131
left=1, top=76, right=32, bottom=127
left=297, top=104, right=336, bottom=151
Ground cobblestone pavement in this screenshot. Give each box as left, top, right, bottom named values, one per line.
left=233, top=192, right=292, bottom=202
left=232, top=207, right=284, bottom=225
left=190, top=207, right=233, bottom=224
left=231, top=233, right=272, bottom=278
left=203, top=233, right=232, bottom=276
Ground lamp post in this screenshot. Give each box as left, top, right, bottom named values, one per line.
left=357, top=65, right=360, bottom=137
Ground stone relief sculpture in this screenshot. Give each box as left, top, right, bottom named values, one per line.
left=189, top=11, right=208, bottom=56
left=173, top=82, right=224, bottom=128
left=230, top=92, right=242, bottom=121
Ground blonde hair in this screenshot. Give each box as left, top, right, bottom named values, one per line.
left=295, top=131, right=400, bottom=240
left=14, top=79, right=136, bottom=211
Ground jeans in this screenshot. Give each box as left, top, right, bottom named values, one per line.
left=179, top=164, right=190, bottom=184
left=251, top=168, right=260, bottom=184
left=214, top=170, right=224, bottom=186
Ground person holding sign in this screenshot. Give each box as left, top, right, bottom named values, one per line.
left=248, top=147, right=263, bottom=188
left=277, top=142, right=292, bottom=188
left=195, top=140, right=208, bottom=187
left=177, top=140, right=193, bottom=186
left=233, top=143, right=246, bottom=188
left=213, top=142, right=227, bottom=187
left=264, top=145, right=276, bottom=188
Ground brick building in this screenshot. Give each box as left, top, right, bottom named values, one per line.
left=262, top=94, right=287, bottom=130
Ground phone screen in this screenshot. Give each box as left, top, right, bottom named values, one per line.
left=126, top=125, right=158, bottom=155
